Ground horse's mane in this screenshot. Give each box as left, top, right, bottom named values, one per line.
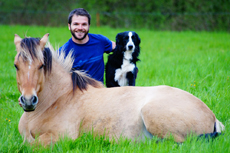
left=19, top=37, right=103, bottom=91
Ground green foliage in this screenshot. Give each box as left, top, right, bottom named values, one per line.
left=0, top=0, right=230, bottom=30
left=0, top=25, right=230, bottom=152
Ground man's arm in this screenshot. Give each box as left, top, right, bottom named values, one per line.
left=112, top=41, right=116, bottom=50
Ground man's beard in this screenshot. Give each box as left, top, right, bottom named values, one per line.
left=70, top=29, right=89, bottom=41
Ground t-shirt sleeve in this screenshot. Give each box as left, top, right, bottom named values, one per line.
left=100, top=35, right=113, bottom=53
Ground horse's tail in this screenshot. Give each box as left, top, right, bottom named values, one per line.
left=198, top=118, right=225, bottom=140
left=215, top=118, right=225, bottom=133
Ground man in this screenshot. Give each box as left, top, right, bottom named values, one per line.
left=59, top=8, right=116, bottom=83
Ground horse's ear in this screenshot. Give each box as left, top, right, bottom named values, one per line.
left=40, top=33, right=49, bottom=51
left=14, top=34, right=22, bottom=52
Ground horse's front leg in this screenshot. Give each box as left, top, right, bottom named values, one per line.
left=35, top=133, right=58, bottom=147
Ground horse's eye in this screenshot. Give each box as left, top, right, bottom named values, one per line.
left=14, top=64, right=18, bottom=70
left=39, top=65, right=44, bottom=70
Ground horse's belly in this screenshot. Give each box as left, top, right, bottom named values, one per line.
left=80, top=103, right=145, bottom=140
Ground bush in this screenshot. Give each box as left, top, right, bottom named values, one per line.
left=0, top=0, right=229, bottom=31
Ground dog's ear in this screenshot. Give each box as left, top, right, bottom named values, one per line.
left=115, top=33, right=123, bottom=46
left=136, top=33, right=141, bottom=45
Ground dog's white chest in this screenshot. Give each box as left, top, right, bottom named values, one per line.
left=114, top=53, right=135, bottom=86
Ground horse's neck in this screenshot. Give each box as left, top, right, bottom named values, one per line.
left=31, top=60, right=73, bottom=117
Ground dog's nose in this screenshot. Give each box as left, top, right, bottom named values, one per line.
left=128, top=45, right=133, bottom=50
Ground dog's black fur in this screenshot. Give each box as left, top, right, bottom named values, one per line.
left=106, top=31, right=141, bottom=87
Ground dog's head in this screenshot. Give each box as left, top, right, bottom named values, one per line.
left=116, top=31, right=141, bottom=52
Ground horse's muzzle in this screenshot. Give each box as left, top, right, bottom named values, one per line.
left=19, top=95, right=38, bottom=112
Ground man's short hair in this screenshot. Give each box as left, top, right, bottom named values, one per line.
left=68, top=8, right=91, bottom=25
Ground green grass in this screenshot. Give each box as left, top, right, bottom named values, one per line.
left=0, top=25, right=229, bottom=152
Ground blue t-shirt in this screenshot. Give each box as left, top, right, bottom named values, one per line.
left=59, top=33, right=113, bottom=83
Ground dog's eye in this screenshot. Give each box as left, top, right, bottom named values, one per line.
left=125, top=36, right=129, bottom=39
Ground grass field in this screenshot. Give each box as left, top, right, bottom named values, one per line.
left=0, top=25, right=229, bottom=152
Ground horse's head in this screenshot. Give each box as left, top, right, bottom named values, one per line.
left=14, top=34, right=49, bottom=112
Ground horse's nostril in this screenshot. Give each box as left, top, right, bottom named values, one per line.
left=31, top=96, right=38, bottom=105
left=20, top=96, right=25, bottom=104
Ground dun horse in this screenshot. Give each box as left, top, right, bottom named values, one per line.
left=14, top=34, right=224, bottom=146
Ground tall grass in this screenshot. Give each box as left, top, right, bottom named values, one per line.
left=0, top=25, right=229, bottom=152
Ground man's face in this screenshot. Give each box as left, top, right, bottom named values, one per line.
left=68, top=15, right=90, bottom=41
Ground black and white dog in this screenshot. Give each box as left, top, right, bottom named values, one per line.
left=106, top=31, right=141, bottom=87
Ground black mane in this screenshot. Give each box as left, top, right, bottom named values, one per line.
left=43, top=47, right=52, bottom=75
left=20, top=37, right=40, bottom=60
left=20, top=37, right=52, bottom=75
